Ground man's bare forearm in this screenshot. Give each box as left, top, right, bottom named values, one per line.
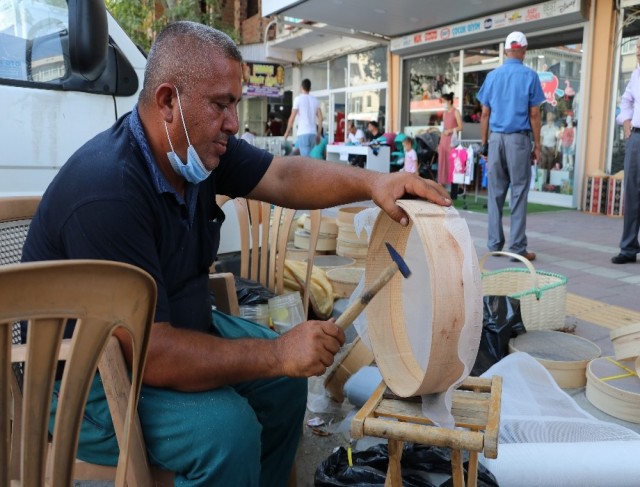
left=250, top=156, right=376, bottom=210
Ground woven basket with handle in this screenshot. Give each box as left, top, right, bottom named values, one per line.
left=480, top=251, right=568, bottom=331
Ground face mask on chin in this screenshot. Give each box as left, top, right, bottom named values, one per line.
left=164, top=86, right=212, bottom=184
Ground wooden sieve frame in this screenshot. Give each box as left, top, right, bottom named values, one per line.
left=366, top=200, right=471, bottom=398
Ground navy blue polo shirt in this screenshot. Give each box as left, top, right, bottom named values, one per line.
left=22, top=107, right=272, bottom=332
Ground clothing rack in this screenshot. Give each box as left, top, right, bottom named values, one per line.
left=455, top=139, right=483, bottom=209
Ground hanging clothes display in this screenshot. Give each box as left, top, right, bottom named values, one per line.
left=450, top=145, right=468, bottom=184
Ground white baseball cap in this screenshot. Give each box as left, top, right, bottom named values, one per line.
left=505, top=31, right=528, bottom=49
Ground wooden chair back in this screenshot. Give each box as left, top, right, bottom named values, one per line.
left=232, top=198, right=321, bottom=316
left=0, top=196, right=174, bottom=486
left=0, top=260, right=156, bottom=487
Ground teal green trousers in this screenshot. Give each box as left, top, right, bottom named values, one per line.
left=49, top=310, right=307, bottom=486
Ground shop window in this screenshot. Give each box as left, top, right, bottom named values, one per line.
left=301, top=61, right=328, bottom=91
left=348, top=46, right=387, bottom=86
left=330, top=55, right=347, bottom=89
left=620, top=36, right=638, bottom=55
left=348, top=88, right=386, bottom=131
left=525, top=44, right=582, bottom=196
left=405, top=52, right=460, bottom=128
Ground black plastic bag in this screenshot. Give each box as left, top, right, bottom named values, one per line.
left=315, top=443, right=498, bottom=487
left=471, top=295, right=526, bottom=376
left=234, top=276, right=276, bottom=305
left=209, top=276, right=276, bottom=309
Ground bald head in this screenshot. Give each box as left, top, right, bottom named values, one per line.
left=139, top=21, right=242, bottom=106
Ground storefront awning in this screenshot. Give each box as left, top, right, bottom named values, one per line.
left=262, top=0, right=540, bottom=39
left=390, top=0, right=588, bottom=56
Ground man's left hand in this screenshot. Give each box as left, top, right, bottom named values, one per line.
left=371, top=173, right=452, bottom=226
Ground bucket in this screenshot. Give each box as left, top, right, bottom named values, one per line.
left=268, top=292, right=305, bottom=334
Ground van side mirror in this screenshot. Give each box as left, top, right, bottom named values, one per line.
left=68, top=0, right=108, bottom=81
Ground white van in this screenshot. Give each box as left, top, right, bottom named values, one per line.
left=0, top=0, right=241, bottom=254
left=0, top=0, right=144, bottom=196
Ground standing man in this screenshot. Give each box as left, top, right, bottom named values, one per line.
left=283, top=78, right=322, bottom=157
left=477, top=31, right=545, bottom=262
left=612, top=38, right=640, bottom=264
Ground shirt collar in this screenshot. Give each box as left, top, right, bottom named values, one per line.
left=504, top=58, right=523, bottom=65
left=128, top=105, right=199, bottom=224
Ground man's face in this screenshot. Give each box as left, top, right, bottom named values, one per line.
left=368, top=123, right=376, bottom=133
left=170, top=56, right=242, bottom=171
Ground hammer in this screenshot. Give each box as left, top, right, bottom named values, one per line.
left=334, top=242, right=411, bottom=331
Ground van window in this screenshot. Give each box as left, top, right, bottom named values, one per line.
left=0, top=0, right=68, bottom=83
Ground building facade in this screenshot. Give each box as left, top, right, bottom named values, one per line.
left=239, top=0, right=635, bottom=210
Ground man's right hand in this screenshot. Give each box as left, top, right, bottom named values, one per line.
left=480, top=143, right=489, bottom=157
left=274, top=319, right=345, bottom=377
left=624, top=119, right=632, bottom=139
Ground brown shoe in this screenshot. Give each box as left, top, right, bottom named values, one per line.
left=510, top=251, right=536, bottom=262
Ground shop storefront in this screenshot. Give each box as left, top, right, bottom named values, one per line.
left=295, top=45, right=388, bottom=144
left=238, top=44, right=388, bottom=150
left=392, top=0, right=589, bottom=208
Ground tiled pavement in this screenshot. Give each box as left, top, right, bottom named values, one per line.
left=458, top=205, right=640, bottom=435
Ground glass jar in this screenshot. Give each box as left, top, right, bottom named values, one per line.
left=268, top=292, right=305, bottom=334
left=239, top=304, right=270, bottom=327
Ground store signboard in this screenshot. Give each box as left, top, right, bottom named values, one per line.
left=391, top=0, right=582, bottom=52
left=242, top=62, right=285, bottom=97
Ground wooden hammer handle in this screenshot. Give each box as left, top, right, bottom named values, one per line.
left=334, top=262, right=399, bottom=331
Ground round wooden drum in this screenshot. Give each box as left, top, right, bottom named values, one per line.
left=509, top=330, right=601, bottom=388
left=365, top=200, right=483, bottom=398
left=610, top=323, right=640, bottom=361
left=586, top=356, right=640, bottom=424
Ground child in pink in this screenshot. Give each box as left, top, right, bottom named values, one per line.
left=402, top=137, right=418, bottom=174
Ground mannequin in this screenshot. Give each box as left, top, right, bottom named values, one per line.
left=540, top=112, right=558, bottom=172
left=560, top=116, right=576, bottom=170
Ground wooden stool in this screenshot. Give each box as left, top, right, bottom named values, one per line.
left=351, top=376, right=502, bottom=487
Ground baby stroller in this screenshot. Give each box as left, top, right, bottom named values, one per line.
left=415, top=131, right=440, bottom=180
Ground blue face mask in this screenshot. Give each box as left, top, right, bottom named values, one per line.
left=164, top=87, right=211, bottom=184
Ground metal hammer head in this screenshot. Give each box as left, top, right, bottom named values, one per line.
left=385, top=242, right=412, bottom=278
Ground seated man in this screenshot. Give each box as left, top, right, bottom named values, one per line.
left=22, top=21, right=451, bottom=486
left=365, top=120, right=384, bottom=142
left=346, top=121, right=365, bottom=144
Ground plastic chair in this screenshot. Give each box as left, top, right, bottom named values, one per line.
left=230, top=198, right=321, bottom=316
left=0, top=196, right=177, bottom=485
left=0, top=196, right=278, bottom=485
left=1, top=259, right=157, bottom=486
